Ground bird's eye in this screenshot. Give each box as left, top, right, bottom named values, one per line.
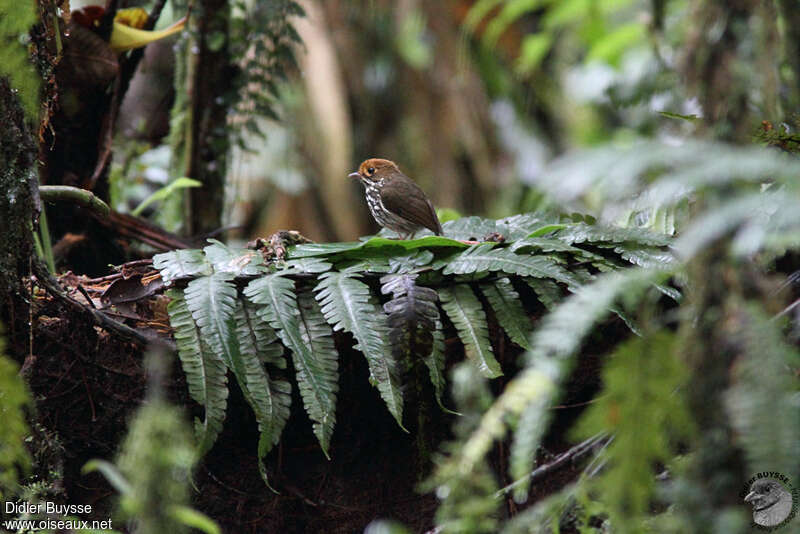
left=367, top=167, right=375, bottom=175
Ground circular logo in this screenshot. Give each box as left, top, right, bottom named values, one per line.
left=741, top=472, right=799, bottom=531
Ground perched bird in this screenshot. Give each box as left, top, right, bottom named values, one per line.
left=744, top=478, right=794, bottom=527
left=349, top=159, right=443, bottom=239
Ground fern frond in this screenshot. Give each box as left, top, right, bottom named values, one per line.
left=245, top=275, right=339, bottom=457
left=553, top=223, right=671, bottom=247
left=443, top=244, right=580, bottom=287
left=423, top=320, right=454, bottom=413
left=524, top=278, right=563, bottom=310
left=153, top=249, right=212, bottom=284
left=314, top=272, right=404, bottom=429
left=184, top=273, right=240, bottom=371
left=381, top=273, right=440, bottom=364
left=166, top=289, right=228, bottom=455
left=456, top=268, right=668, bottom=486
left=480, top=277, right=532, bottom=350
left=726, top=306, right=800, bottom=478
left=439, top=284, right=502, bottom=378
left=203, top=239, right=267, bottom=276
left=234, top=296, right=291, bottom=482
left=573, top=331, right=692, bottom=531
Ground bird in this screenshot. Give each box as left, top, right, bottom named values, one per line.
left=744, top=478, right=794, bottom=527
left=349, top=158, right=443, bottom=240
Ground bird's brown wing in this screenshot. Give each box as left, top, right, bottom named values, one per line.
left=381, top=172, right=443, bottom=235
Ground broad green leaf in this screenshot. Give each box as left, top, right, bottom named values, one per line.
left=315, top=272, right=405, bottom=429
left=439, top=284, right=502, bottom=378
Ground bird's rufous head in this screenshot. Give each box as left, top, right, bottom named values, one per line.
left=348, top=158, right=399, bottom=183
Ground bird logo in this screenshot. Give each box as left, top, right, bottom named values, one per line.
left=742, top=474, right=798, bottom=530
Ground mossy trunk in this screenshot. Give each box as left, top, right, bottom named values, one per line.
left=0, top=77, right=37, bottom=322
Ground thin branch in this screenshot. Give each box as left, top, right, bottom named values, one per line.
left=33, top=259, right=173, bottom=350
left=39, top=186, right=111, bottom=218
left=494, top=433, right=610, bottom=499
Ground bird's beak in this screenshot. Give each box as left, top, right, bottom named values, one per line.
left=744, top=492, right=756, bottom=503
left=348, top=172, right=361, bottom=180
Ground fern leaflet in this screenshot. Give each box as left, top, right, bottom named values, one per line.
left=315, top=272, right=404, bottom=429
left=439, top=284, right=502, bottom=378
left=480, top=277, right=532, bottom=350
left=245, top=275, right=339, bottom=457
left=166, top=289, right=228, bottom=455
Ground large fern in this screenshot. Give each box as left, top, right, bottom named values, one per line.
left=315, top=271, right=404, bottom=429
left=153, top=213, right=669, bottom=479
left=245, top=274, right=339, bottom=457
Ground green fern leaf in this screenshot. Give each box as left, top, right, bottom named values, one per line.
left=423, top=320, right=457, bottom=414
left=184, top=273, right=240, bottom=370
left=153, top=249, right=211, bottom=284
left=244, top=275, right=339, bottom=457
left=439, top=284, right=502, bottom=378
left=381, top=273, right=440, bottom=365
left=524, top=278, right=563, bottom=310
left=314, top=272, right=405, bottom=429
left=457, top=268, right=669, bottom=488
left=166, top=289, right=228, bottom=456
left=234, top=296, right=291, bottom=481
left=480, top=278, right=532, bottom=350
left=203, top=239, right=267, bottom=276
left=554, top=223, right=671, bottom=247
left=573, top=331, right=692, bottom=531
left=443, top=244, right=580, bottom=288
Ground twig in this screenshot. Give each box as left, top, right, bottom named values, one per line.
left=494, top=433, right=610, bottom=499
left=76, top=284, right=97, bottom=309
left=39, top=186, right=111, bottom=218
left=33, top=259, right=172, bottom=349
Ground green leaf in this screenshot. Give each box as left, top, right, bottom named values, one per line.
left=457, top=268, right=669, bottom=490
left=203, top=239, right=267, bottom=276
left=388, top=249, right=434, bottom=273
left=245, top=275, right=338, bottom=457
left=285, top=257, right=333, bottom=273
left=154, top=249, right=212, bottom=284
left=185, top=274, right=240, bottom=370
left=516, top=33, right=552, bottom=74
left=82, top=460, right=133, bottom=496
left=132, top=177, right=202, bottom=216
left=480, top=278, right=532, bottom=349
left=423, top=320, right=458, bottom=414
left=166, top=289, right=228, bottom=456
left=167, top=505, right=222, bottom=534
left=439, top=284, right=502, bottom=378
left=524, top=278, right=563, bottom=310
left=381, top=274, right=440, bottom=365
left=553, top=223, right=671, bottom=247
left=233, top=296, right=292, bottom=486
left=443, top=244, right=580, bottom=287
left=658, top=111, right=700, bottom=122
left=314, top=272, right=405, bottom=430
left=573, top=331, right=692, bottom=530
left=288, top=235, right=469, bottom=259
left=586, top=22, right=645, bottom=66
